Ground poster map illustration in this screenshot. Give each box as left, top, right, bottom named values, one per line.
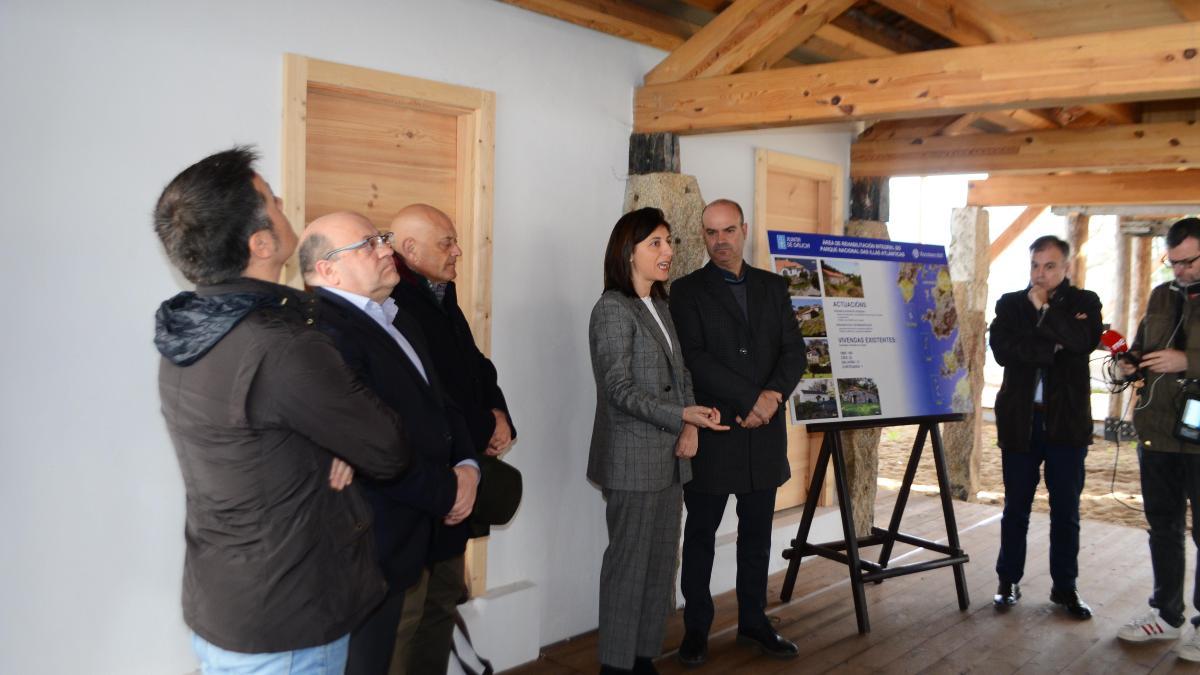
left=769, top=231, right=969, bottom=426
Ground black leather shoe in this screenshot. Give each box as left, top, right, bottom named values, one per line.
left=600, top=666, right=632, bottom=674
left=632, top=656, right=659, bottom=674
left=677, top=631, right=708, bottom=668
left=1050, top=587, right=1093, bottom=619
left=993, top=581, right=1020, bottom=609
left=735, top=628, right=799, bottom=659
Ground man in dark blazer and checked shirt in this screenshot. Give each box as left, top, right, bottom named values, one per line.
left=669, top=199, right=807, bottom=666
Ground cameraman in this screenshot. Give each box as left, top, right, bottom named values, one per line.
left=1117, top=217, right=1200, bottom=661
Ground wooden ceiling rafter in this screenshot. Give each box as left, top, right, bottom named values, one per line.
left=735, top=0, right=859, bottom=73
left=851, top=120, right=1200, bottom=177
left=967, top=170, right=1200, bottom=207
left=635, top=23, right=1200, bottom=134
left=1173, top=0, right=1200, bottom=22
left=874, top=0, right=1140, bottom=135
left=989, top=205, right=1048, bottom=262
left=496, top=0, right=698, bottom=52
left=643, top=0, right=855, bottom=85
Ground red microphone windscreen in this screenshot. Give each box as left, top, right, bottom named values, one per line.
left=1100, top=329, right=1128, bottom=354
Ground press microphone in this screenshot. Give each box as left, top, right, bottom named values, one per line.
left=1100, top=329, right=1129, bottom=356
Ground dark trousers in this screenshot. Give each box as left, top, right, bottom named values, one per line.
left=681, top=487, right=777, bottom=636
left=1139, top=448, right=1200, bottom=628
left=996, top=411, right=1087, bottom=591
left=346, top=587, right=407, bottom=675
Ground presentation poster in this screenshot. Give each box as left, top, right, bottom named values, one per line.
left=769, top=231, right=970, bottom=426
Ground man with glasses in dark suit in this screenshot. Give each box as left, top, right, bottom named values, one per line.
left=299, top=211, right=479, bottom=675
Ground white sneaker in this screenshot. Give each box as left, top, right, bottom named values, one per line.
left=1178, top=624, right=1200, bottom=662
left=1118, top=609, right=1182, bottom=643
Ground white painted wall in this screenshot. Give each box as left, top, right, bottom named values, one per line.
left=681, top=126, right=855, bottom=262
left=0, top=1, right=851, bottom=672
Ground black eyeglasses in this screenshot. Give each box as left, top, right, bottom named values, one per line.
left=1162, top=252, right=1200, bottom=269
left=323, top=232, right=395, bottom=261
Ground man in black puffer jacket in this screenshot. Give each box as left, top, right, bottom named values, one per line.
left=989, top=234, right=1101, bottom=619
left=153, top=147, right=412, bottom=673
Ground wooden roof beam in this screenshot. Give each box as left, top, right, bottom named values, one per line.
left=879, top=0, right=1141, bottom=126
left=634, top=23, right=1200, bottom=134
left=874, top=0, right=1025, bottom=46
left=989, top=206, right=1048, bottom=262
left=967, top=170, right=1200, bottom=207
left=496, top=0, right=695, bottom=52
left=736, top=0, right=858, bottom=73
left=1173, top=0, right=1200, bottom=22
left=644, top=0, right=854, bottom=85
left=806, top=24, right=897, bottom=60
left=852, top=120, right=1200, bottom=177
left=979, top=109, right=1059, bottom=132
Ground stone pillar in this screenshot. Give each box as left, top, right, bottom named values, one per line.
left=623, top=174, right=706, bottom=285
left=623, top=132, right=707, bottom=286
left=943, top=207, right=989, bottom=501
left=841, top=219, right=890, bottom=536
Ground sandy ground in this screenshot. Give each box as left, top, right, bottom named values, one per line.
left=876, top=421, right=1148, bottom=529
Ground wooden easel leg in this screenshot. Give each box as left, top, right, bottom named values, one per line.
left=830, top=431, right=870, bottom=633
left=930, top=422, right=970, bottom=610
left=877, top=423, right=930, bottom=569
left=780, top=431, right=833, bottom=602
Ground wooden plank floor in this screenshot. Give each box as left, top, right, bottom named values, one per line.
left=506, top=489, right=1200, bottom=674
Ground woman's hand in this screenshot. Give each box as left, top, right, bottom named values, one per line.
left=683, top=405, right=729, bottom=431
left=675, top=423, right=698, bottom=458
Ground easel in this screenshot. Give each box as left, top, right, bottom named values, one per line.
left=779, top=414, right=970, bottom=633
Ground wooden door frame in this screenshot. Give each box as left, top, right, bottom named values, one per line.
left=281, top=54, right=496, bottom=595
left=753, top=148, right=844, bottom=509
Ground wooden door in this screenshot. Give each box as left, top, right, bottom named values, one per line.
left=753, top=149, right=844, bottom=511
left=282, top=55, right=495, bottom=595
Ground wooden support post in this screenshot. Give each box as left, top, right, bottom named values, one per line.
left=842, top=219, right=889, bottom=536
left=849, top=177, right=889, bottom=224
left=1067, top=213, right=1091, bottom=289
left=1130, top=236, right=1155, bottom=333
left=1108, top=226, right=1132, bottom=419
left=628, top=132, right=680, bottom=175
left=942, top=207, right=988, bottom=501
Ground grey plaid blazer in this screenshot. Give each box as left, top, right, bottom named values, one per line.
left=587, top=290, right=695, bottom=491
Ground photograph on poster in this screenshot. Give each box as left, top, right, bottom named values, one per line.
left=774, top=257, right=822, bottom=297
left=791, top=298, right=826, bottom=337
left=837, top=377, right=881, bottom=417
left=820, top=259, right=864, bottom=297
left=791, top=379, right=839, bottom=421
left=803, top=338, right=832, bottom=378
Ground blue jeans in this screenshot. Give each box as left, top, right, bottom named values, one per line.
left=192, top=633, right=350, bottom=675
left=995, top=411, right=1087, bottom=591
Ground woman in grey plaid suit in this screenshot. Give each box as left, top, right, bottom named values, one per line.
left=588, top=208, right=728, bottom=674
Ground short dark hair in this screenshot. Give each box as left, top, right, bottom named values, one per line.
left=297, top=232, right=331, bottom=280
left=603, top=207, right=671, bottom=300
left=1167, top=217, right=1200, bottom=248
left=702, top=198, right=744, bottom=225
left=1029, top=235, right=1069, bottom=258
left=153, top=146, right=272, bottom=285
